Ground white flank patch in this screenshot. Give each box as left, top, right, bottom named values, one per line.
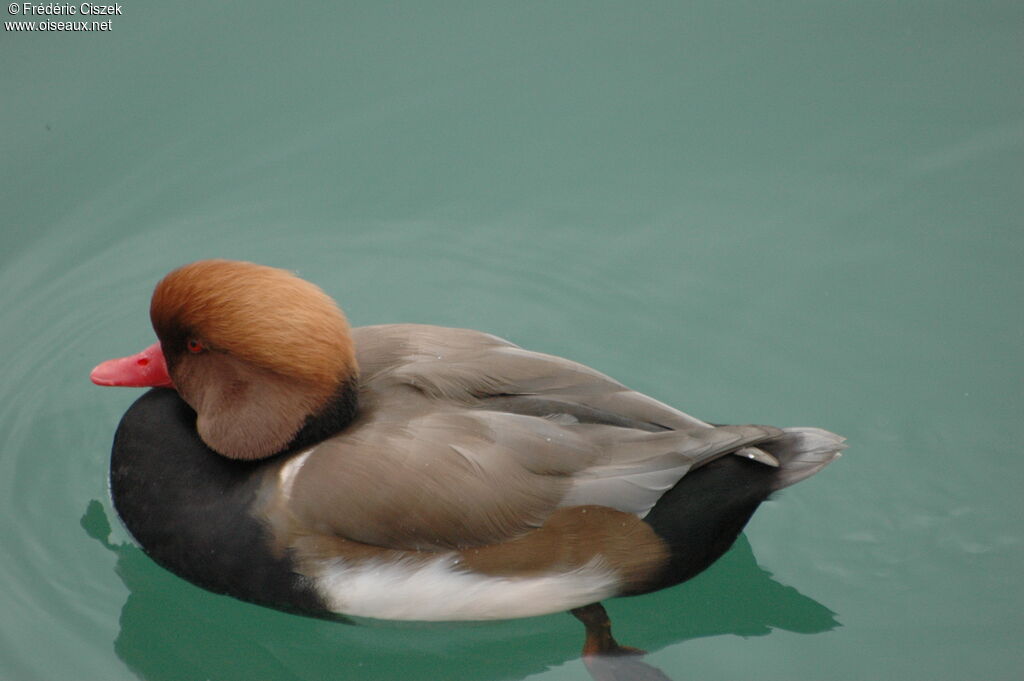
left=311, top=555, right=620, bottom=621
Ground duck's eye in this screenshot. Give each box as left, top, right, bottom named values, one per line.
left=187, top=339, right=205, bottom=354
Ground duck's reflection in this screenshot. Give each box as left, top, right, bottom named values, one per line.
left=83, top=500, right=837, bottom=681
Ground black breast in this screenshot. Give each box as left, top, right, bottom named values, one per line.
left=109, top=388, right=327, bottom=614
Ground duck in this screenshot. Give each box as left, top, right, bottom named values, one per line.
left=90, top=258, right=845, bottom=657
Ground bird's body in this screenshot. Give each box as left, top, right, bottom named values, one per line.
left=92, top=259, right=844, bottom=651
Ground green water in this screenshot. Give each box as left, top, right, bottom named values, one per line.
left=2, top=2, right=1021, bottom=679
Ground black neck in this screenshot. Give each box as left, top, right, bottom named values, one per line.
left=284, top=377, right=360, bottom=455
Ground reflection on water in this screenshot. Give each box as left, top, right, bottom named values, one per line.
left=82, top=500, right=837, bottom=681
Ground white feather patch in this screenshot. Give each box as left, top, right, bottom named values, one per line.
left=309, top=555, right=620, bottom=621
left=277, top=448, right=314, bottom=501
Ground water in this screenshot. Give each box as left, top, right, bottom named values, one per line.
left=2, top=2, right=1021, bottom=679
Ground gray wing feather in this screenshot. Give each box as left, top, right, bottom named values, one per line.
left=559, top=424, right=783, bottom=516
left=346, top=324, right=786, bottom=532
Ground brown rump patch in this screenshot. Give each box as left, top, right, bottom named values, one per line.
left=456, top=506, right=670, bottom=595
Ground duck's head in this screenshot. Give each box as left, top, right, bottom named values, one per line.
left=91, top=259, right=358, bottom=460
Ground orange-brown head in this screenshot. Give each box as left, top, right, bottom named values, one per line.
left=150, top=260, right=356, bottom=387
left=93, top=260, right=358, bottom=460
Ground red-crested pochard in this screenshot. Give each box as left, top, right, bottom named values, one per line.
left=91, top=259, right=844, bottom=656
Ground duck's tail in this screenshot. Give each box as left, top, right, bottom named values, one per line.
left=638, top=425, right=845, bottom=592
left=763, top=427, right=846, bottom=491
